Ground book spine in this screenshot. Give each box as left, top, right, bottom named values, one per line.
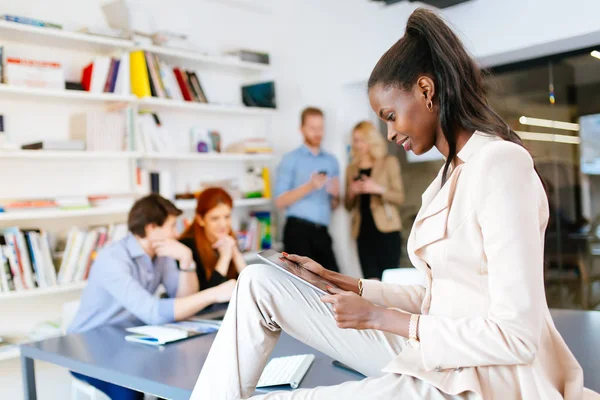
left=129, top=51, right=151, bottom=98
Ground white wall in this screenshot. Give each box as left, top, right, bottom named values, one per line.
left=2, top=0, right=600, bottom=397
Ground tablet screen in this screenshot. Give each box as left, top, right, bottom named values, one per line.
left=258, top=250, right=338, bottom=295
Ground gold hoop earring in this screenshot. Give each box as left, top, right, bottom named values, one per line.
left=426, top=100, right=433, bottom=112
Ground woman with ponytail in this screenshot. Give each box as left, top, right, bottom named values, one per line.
left=179, top=187, right=246, bottom=303
left=192, top=8, right=595, bottom=399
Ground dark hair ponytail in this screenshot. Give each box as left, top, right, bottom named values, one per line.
left=368, top=8, right=526, bottom=184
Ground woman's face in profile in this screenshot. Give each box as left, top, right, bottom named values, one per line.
left=198, top=203, right=232, bottom=241
left=368, top=82, right=438, bottom=156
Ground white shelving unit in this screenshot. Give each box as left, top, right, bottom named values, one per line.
left=0, top=18, right=276, bottom=350
left=0, top=150, right=141, bottom=160
left=144, top=152, right=274, bottom=162
left=138, top=44, right=270, bottom=73
left=0, top=150, right=272, bottom=162
left=0, top=282, right=86, bottom=300
left=136, top=97, right=275, bottom=115
left=0, top=84, right=136, bottom=104
left=0, top=20, right=133, bottom=53
left=0, top=198, right=271, bottom=222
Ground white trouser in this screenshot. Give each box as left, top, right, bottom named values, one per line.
left=191, top=264, right=476, bottom=399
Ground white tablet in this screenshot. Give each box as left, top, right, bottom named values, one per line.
left=257, top=250, right=338, bottom=295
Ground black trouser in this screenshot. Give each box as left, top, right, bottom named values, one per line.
left=357, top=231, right=402, bottom=280
left=283, top=217, right=339, bottom=272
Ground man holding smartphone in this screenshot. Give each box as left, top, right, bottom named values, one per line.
left=274, top=107, right=340, bottom=272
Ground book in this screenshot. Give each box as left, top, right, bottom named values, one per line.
left=182, top=71, right=199, bottom=102
left=130, top=50, right=151, bottom=98
left=1, top=236, right=23, bottom=291
left=0, top=237, right=14, bottom=292
left=242, top=81, right=276, bottom=108
left=125, top=320, right=220, bottom=346
left=188, top=72, right=208, bottom=103
left=145, top=51, right=164, bottom=98
left=0, top=15, right=62, bottom=29
left=4, top=57, right=64, bottom=89
left=173, top=67, right=193, bottom=102
left=3, top=228, right=36, bottom=289
left=103, top=58, right=120, bottom=93
left=114, top=52, right=130, bottom=96
left=225, top=49, right=269, bottom=65
left=21, top=140, right=85, bottom=151
left=158, top=61, right=182, bottom=100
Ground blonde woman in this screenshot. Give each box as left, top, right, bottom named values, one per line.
left=345, top=120, right=405, bottom=279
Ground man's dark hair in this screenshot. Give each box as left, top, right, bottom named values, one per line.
left=128, top=194, right=182, bottom=237
left=300, top=107, right=324, bottom=126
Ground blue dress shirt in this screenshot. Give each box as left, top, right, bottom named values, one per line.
left=275, top=145, right=340, bottom=226
left=68, top=233, right=180, bottom=333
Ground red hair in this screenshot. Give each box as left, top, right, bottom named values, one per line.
left=180, top=188, right=238, bottom=281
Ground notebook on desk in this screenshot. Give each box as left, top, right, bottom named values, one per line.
left=125, top=320, right=221, bottom=346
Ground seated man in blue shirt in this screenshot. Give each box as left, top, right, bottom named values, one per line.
left=275, top=107, right=340, bottom=272
left=68, top=194, right=236, bottom=400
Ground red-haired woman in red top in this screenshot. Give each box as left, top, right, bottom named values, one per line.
left=179, top=188, right=247, bottom=300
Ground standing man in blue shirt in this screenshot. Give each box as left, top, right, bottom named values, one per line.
left=68, top=194, right=235, bottom=400
left=275, top=107, right=340, bottom=272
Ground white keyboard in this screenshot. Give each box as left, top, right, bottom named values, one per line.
left=257, top=354, right=315, bottom=389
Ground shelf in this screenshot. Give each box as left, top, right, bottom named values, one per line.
left=143, top=152, right=274, bottom=161
left=0, top=198, right=270, bottom=222
left=176, top=197, right=271, bottom=211
left=0, top=281, right=86, bottom=300
left=0, top=204, right=132, bottom=222
left=139, top=44, right=270, bottom=73
left=0, top=347, right=20, bottom=362
left=136, top=97, right=276, bottom=115
left=0, top=20, right=133, bottom=53
left=0, top=151, right=141, bottom=160
left=0, top=84, right=136, bottom=103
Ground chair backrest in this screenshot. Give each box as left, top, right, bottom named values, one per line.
left=61, top=300, right=81, bottom=334
left=381, top=268, right=425, bottom=286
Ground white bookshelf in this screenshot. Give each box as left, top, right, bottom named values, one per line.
left=0, top=205, right=131, bottom=222
left=136, top=97, right=275, bottom=115
left=0, top=84, right=136, bottom=103
left=0, top=150, right=141, bottom=160
left=144, top=152, right=274, bottom=162
left=0, top=16, right=277, bottom=353
left=0, top=198, right=271, bottom=222
left=0, top=20, right=133, bottom=53
left=0, top=282, right=86, bottom=300
left=138, top=44, right=270, bottom=73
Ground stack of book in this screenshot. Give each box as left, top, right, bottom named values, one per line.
left=0, top=228, right=56, bottom=291
left=237, top=212, right=272, bottom=253
left=57, top=224, right=127, bottom=285
left=69, top=106, right=135, bottom=152
left=0, top=223, right=129, bottom=293
left=130, top=50, right=208, bottom=103
left=81, top=54, right=130, bottom=95
left=0, top=45, right=65, bottom=89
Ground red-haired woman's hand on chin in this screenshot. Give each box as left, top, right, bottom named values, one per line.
left=213, top=236, right=236, bottom=260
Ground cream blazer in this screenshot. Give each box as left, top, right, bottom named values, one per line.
left=361, top=132, right=597, bottom=399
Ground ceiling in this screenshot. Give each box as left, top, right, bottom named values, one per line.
left=371, top=0, right=471, bottom=8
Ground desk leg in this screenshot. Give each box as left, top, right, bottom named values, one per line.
left=21, top=355, right=37, bottom=400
